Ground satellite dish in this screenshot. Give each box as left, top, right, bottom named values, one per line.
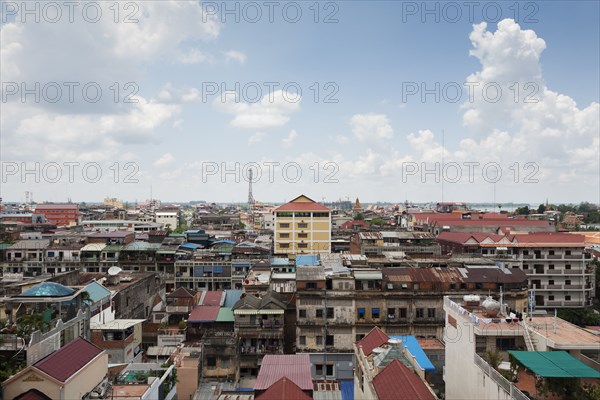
left=108, top=266, right=122, bottom=276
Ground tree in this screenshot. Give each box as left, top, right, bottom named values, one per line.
left=486, top=349, right=502, bottom=370
left=515, top=206, right=530, bottom=215
left=371, top=217, right=385, bottom=226
left=354, top=213, right=364, bottom=221
left=537, top=204, right=547, bottom=214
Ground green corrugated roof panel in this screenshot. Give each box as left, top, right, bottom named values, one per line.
left=216, top=307, right=235, bottom=322
left=103, top=244, right=123, bottom=252
left=509, top=351, right=600, bottom=378
left=0, top=243, right=12, bottom=250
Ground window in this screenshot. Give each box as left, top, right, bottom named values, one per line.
left=565, top=280, right=571, bottom=286
left=357, top=308, right=365, bottom=319
left=416, top=308, right=424, bottom=318
left=316, top=336, right=323, bottom=345
left=299, top=309, right=306, bottom=318
left=313, top=212, right=329, bottom=218
left=356, top=334, right=365, bottom=341
left=549, top=279, right=554, bottom=285
left=566, top=250, right=571, bottom=255
left=299, top=336, right=306, bottom=345
left=298, top=233, right=308, bottom=238
left=387, top=308, right=396, bottom=318
left=549, top=250, right=555, bottom=255
left=316, top=309, right=323, bottom=318
left=371, top=308, right=380, bottom=319
left=280, top=243, right=290, bottom=249
left=326, top=335, right=334, bottom=346
left=279, top=223, right=290, bottom=228
left=296, top=212, right=311, bottom=218
left=523, top=250, right=529, bottom=255
left=316, top=364, right=323, bottom=375
left=427, top=308, right=436, bottom=318
left=549, top=264, right=555, bottom=270
left=277, top=212, right=293, bottom=217
left=399, top=308, right=407, bottom=318
left=566, top=264, right=571, bottom=270
left=565, top=295, right=571, bottom=300
left=207, top=357, right=216, bottom=367
left=327, top=307, right=334, bottom=318
left=298, top=223, right=308, bottom=229
left=279, top=233, right=290, bottom=238
left=549, top=295, right=554, bottom=300
left=306, top=282, right=317, bottom=289
left=326, top=364, right=334, bottom=376
left=298, top=243, right=308, bottom=249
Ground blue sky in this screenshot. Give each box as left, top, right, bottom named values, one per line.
left=1, top=1, right=598, bottom=204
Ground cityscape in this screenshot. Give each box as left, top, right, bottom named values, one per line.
left=1, top=1, right=599, bottom=400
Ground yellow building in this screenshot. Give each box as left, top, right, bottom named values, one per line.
left=274, top=195, right=331, bottom=256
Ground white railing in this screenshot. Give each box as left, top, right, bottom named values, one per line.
left=474, top=353, right=530, bottom=400
left=519, top=320, right=536, bottom=351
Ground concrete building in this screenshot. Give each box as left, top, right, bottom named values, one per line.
left=2, top=338, right=107, bottom=400
left=443, top=295, right=600, bottom=400
left=273, top=195, right=331, bottom=256
left=156, top=211, right=179, bottom=230
left=353, top=327, right=437, bottom=399
left=295, top=265, right=528, bottom=352
left=90, top=319, right=144, bottom=363
left=34, top=203, right=79, bottom=227
left=438, top=232, right=596, bottom=308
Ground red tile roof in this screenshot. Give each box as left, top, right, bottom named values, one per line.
left=199, top=290, right=224, bottom=306
left=254, top=355, right=313, bottom=391
left=357, top=327, right=389, bottom=356
left=340, top=220, right=370, bottom=229
left=34, top=337, right=103, bottom=383
left=188, top=305, right=220, bottom=322
left=437, top=231, right=504, bottom=244
left=373, top=359, right=435, bottom=400
left=167, top=287, right=195, bottom=299
left=510, top=232, right=585, bottom=244
left=273, top=195, right=330, bottom=212
left=255, top=377, right=311, bottom=400
left=14, top=389, right=52, bottom=400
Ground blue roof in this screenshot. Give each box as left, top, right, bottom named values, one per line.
left=224, top=290, right=243, bottom=308
left=185, top=229, right=205, bottom=234
left=340, top=380, right=354, bottom=400
left=296, top=254, right=319, bottom=266
left=180, top=243, right=202, bottom=250
left=18, top=282, right=75, bottom=298
left=212, top=240, right=236, bottom=246
left=389, top=336, right=436, bottom=372
left=84, top=281, right=111, bottom=303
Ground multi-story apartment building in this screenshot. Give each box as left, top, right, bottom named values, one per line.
left=34, top=203, right=79, bottom=227
left=296, top=265, right=528, bottom=353
left=443, top=295, right=600, bottom=400
left=438, top=232, right=596, bottom=308
left=274, top=195, right=331, bottom=256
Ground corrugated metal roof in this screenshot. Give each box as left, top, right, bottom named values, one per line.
left=389, top=336, right=436, bottom=371
left=224, top=290, right=244, bottom=308
left=296, top=255, right=320, bottom=266
left=34, top=338, right=103, bottom=383
left=91, top=319, right=144, bottom=330
left=216, top=307, right=235, bottom=322
left=296, top=266, right=325, bottom=281
left=372, top=359, right=435, bottom=400
left=84, top=281, right=111, bottom=303
left=357, top=327, right=388, bottom=356
left=256, top=377, right=311, bottom=400
left=189, top=306, right=220, bottom=322
left=199, top=290, right=225, bottom=306
left=254, top=354, right=313, bottom=391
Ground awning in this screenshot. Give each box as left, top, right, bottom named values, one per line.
left=354, top=271, right=382, bottom=280
left=234, top=309, right=284, bottom=315
left=508, top=351, right=600, bottom=378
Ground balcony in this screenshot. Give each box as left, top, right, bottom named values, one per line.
left=543, top=300, right=585, bottom=307
left=165, top=305, right=191, bottom=314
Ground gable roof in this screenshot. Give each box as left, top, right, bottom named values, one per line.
left=254, top=355, right=313, bottom=391
left=14, top=389, right=52, bottom=400
left=167, top=287, right=195, bottom=299
left=34, top=337, right=103, bottom=383
left=273, top=195, right=330, bottom=212
left=357, top=327, right=389, bottom=356
left=372, top=359, right=435, bottom=400
left=188, top=305, right=220, bottom=323
left=256, top=377, right=311, bottom=400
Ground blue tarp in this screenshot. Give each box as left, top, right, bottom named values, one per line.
left=389, top=336, right=436, bottom=372
left=296, top=254, right=319, bottom=266
left=180, top=243, right=202, bottom=249
left=340, top=380, right=354, bottom=400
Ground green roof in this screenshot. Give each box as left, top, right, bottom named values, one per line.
left=509, top=351, right=600, bottom=378
left=216, top=307, right=235, bottom=322
left=17, top=282, right=75, bottom=298
left=0, top=243, right=12, bottom=250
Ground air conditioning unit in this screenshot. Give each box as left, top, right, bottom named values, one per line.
left=401, top=284, right=408, bottom=289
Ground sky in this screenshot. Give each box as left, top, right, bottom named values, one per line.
left=1, top=1, right=599, bottom=205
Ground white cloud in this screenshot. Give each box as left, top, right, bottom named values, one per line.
left=282, top=130, right=298, bottom=148
left=158, top=83, right=200, bottom=103
left=350, top=113, right=394, bottom=141
left=154, top=153, right=175, bottom=167
left=335, top=135, right=349, bottom=144
left=215, top=89, right=301, bottom=130
left=224, top=50, right=247, bottom=64
left=249, top=132, right=267, bottom=145
left=177, top=49, right=214, bottom=65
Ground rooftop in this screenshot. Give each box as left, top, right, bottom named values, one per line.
left=254, top=354, right=313, bottom=391
left=372, top=359, right=435, bottom=400
left=34, top=337, right=103, bottom=383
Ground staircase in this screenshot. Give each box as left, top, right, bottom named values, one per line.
left=520, top=320, right=536, bottom=351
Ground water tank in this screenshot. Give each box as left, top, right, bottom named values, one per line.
left=463, top=294, right=480, bottom=303
left=481, top=296, right=501, bottom=317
